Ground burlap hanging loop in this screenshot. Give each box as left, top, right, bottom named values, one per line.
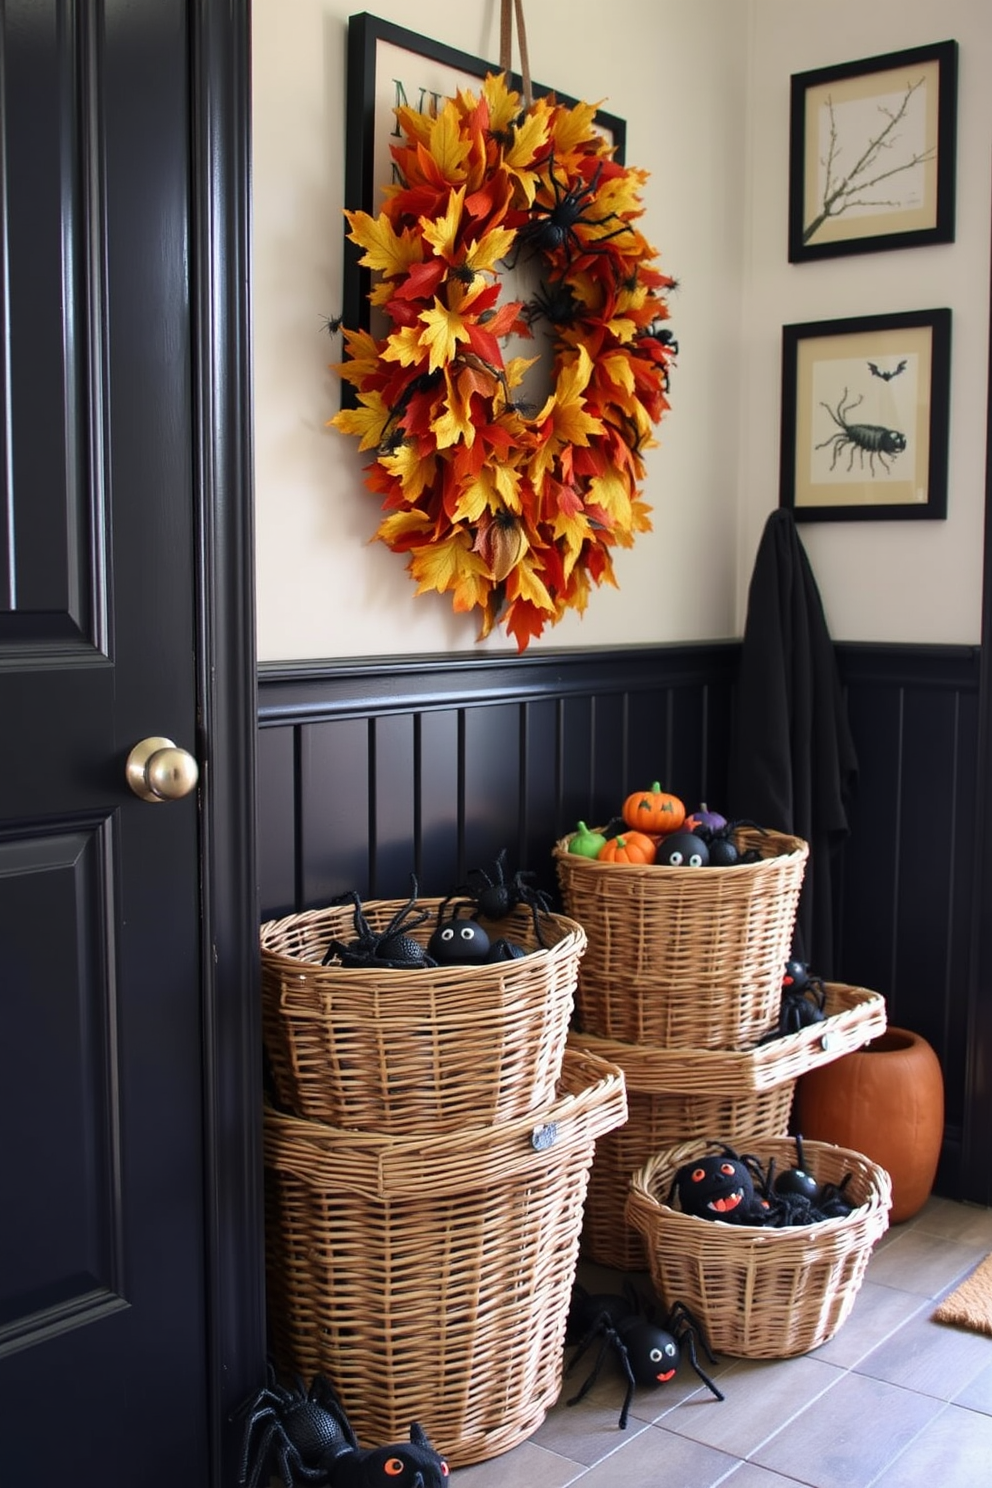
left=499, top=0, right=532, bottom=107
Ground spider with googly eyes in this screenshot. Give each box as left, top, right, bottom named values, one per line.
left=564, top=1282, right=724, bottom=1428
left=426, top=902, right=528, bottom=966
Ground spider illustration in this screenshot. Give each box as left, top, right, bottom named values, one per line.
left=237, top=1366, right=450, bottom=1488
left=438, top=848, right=554, bottom=946
left=511, top=155, right=635, bottom=266
left=322, top=879, right=437, bottom=970
left=565, top=1283, right=724, bottom=1428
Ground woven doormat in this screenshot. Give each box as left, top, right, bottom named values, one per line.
left=932, top=1252, right=992, bottom=1338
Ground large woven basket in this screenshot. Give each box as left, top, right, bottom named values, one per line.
left=570, top=983, right=888, bottom=1093
left=625, top=1136, right=892, bottom=1357
left=554, top=826, right=807, bottom=1048
left=263, top=1048, right=627, bottom=1468
left=570, top=984, right=885, bottom=1270
left=261, top=899, right=585, bottom=1133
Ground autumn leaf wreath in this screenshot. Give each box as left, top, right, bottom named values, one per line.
left=331, top=73, right=676, bottom=652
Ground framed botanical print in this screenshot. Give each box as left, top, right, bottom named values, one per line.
left=788, top=40, right=957, bottom=262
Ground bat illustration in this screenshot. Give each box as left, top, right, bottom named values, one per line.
left=868, top=359, right=907, bottom=382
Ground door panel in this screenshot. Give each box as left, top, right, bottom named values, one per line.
left=0, top=2, right=212, bottom=1479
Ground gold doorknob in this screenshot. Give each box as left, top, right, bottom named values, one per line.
left=126, top=736, right=200, bottom=802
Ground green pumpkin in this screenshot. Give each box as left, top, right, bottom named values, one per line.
left=568, top=821, right=608, bottom=858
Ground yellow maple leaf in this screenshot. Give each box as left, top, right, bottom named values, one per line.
left=553, top=504, right=594, bottom=581
left=377, top=508, right=434, bottom=546
left=505, top=102, right=551, bottom=170
left=334, top=328, right=383, bottom=388
left=409, top=531, right=492, bottom=612
left=587, top=465, right=633, bottom=530
left=429, top=101, right=473, bottom=181
left=598, top=352, right=636, bottom=395
left=421, top=186, right=466, bottom=260
left=345, top=210, right=423, bottom=278
left=419, top=298, right=471, bottom=372
left=551, top=101, right=607, bottom=158
left=482, top=73, right=523, bottom=138
left=431, top=367, right=476, bottom=449
left=393, top=104, right=434, bottom=150
left=381, top=324, right=428, bottom=368
left=505, top=551, right=555, bottom=613
left=380, top=442, right=437, bottom=502
left=329, top=389, right=390, bottom=452
left=529, top=347, right=603, bottom=487
left=462, top=224, right=518, bottom=275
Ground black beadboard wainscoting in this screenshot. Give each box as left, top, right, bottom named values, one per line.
left=257, top=640, right=984, bottom=1201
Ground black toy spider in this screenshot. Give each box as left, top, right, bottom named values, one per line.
left=511, top=155, right=635, bottom=266
left=438, top=848, right=554, bottom=947
left=778, top=960, right=828, bottom=1033
left=322, top=879, right=437, bottom=970
left=670, top=1140, right=855, bottom=1227
left=565, top=1283, right=724, bottom=1428
left=237, top=1366, right=450, bottom=1488
left=427, top=899, right=528, bottom=965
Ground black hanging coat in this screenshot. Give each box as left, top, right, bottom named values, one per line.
left=728, top=509, right=857, bottom=977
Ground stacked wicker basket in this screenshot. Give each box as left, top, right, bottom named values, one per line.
left=554, top=825, right=888, bottom=1271
left=259, top=896, right=626, bottom=1469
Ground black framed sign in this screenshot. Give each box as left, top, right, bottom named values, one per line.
left=788, top=40, right=957, bottom=263
left=342, top=12, right=626, bottom=336
left=780, top=308, right=951, bottom=522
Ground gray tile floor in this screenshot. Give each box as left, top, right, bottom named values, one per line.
left=451, top=1196, right=992, bottom=1487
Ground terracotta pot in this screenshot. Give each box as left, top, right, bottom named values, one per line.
left=794, top=1027, right=944, bottom=1223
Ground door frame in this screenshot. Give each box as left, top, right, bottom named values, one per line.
left=191, top=3, right=265, bottom=1477
left=964, top=168, right=992, bottom=1209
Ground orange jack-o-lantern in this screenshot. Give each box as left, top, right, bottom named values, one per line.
left=622, top=782, right=685, bottom=836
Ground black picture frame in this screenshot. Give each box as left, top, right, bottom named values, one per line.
left=788, top=40, right=957, bottom=263
left=779, top=308, right=951, bottom=522
left=342, top=12, right=627, bottom=337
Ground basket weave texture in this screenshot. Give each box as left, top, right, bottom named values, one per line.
left=261, top=900, right=585, bottom=1133
left=555, top=826, right=808, bottom=1048
left=263, top=1049, right=627, bottom=1468
left=573, top=1060, right=796, bottom=1270
left=625, top=1136, right=892, bottom=1357
left=568, top=983, right=887, bottom=1093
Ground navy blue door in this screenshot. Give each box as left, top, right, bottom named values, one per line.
left=0, top=3, right=258, bottom=1481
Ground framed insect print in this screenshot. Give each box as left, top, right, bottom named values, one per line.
left=342, top=12, right=626, bottom=338
left=779, top=309, right=951, bottom=522
left=788, top=40, right=957, bottom=262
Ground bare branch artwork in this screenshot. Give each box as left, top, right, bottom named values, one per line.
left=804, top=76, right=934, bottom=244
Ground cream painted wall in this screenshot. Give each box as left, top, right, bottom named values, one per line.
left=251, top=0, right=749, bottom=660
left=251, top=0, right=991, bottom=661
left=739, top=0, right=992, bottom=644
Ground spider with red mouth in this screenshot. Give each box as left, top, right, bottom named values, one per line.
left=564, top=1282, right=724, bottom=1428
left=669, top=1146, right=772, bottom=1224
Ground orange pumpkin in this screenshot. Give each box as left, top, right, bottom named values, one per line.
left=622, top=782, right=685, bottom=835
left=597, top=831, right=657, bottom=865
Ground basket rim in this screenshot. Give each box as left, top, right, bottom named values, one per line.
left=263, top=1048, right=628, bottom=1198
left=260, top=899, right=586, bottom=980
left=568, top=984, right=888, bottom=1092
left=554, top=825, right=808, bottom=875
left=628, top=1135, right=892, bottom=1234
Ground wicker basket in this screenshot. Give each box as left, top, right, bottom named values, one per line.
left=260, top=899, right=585, bottom=1133
left=263, top=1048, right=627, bottom=1468
left=574, top=1056, right=796, bottom=1270
left=569, top=983, right=888, bottom=1093
left=554, top=826, right=808, bottom=1048
left=625, top=1136, right=892, bottom=1357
